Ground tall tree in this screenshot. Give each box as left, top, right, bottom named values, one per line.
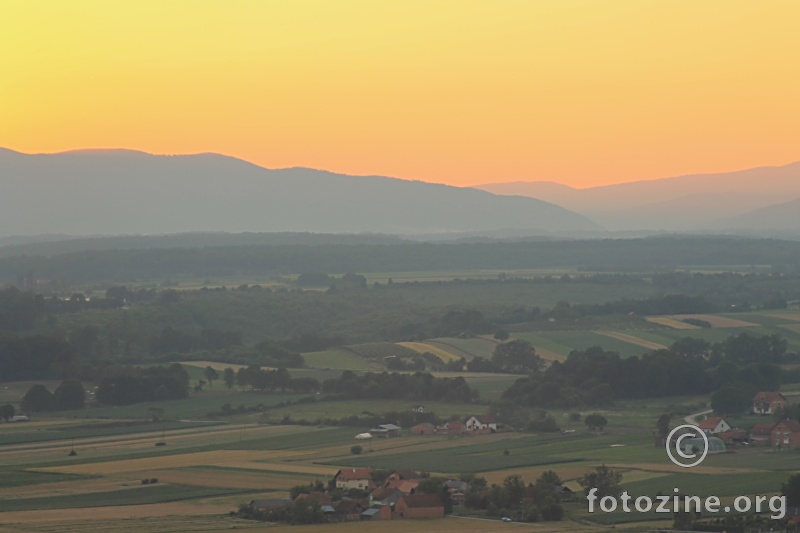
left=53, top=380, right=86, bottom=410
left=204, top=366, right=219, bottom=389
left=21, top=384, right=54, bottom=412
left=578, top=465, right=623, bottom=499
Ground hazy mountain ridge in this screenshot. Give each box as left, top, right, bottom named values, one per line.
left=0, top=149, right=600, bottom=237
left=476, top=162, right=800, bottom=233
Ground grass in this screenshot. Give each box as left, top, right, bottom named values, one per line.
left=0, top=483, right=254, bottom=512
left=0, top=469, right=92, bottom=489
left=48, top=390, right=307, bottom=420
left=261, top=399, right=478, bottom=423
left=302, top=349, right=379, bottom=370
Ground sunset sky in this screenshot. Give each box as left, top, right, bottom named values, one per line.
left=2, top=1, right=799, bottom=188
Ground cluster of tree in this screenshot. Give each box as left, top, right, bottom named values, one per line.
left=465, top=340, right=544, bottom=374
left=237, top=500, right=326, bottom=525
left=20, top=380, right=86, bottom=412
left=253, top=340, right=305, bottom=368
left=234, top=366, right=320, bottom=393
left=269, top=408, right=440, bottom=429
left=0, top=333, right=78, bottom=381
left=320, top=371, right=478, bottom=403
left=325, top=272, right=367, bottom=292
left=465, top=472, right=565, bottom=522
left=543, top=294, right=716, bottom=321
left=95, top=364, right=189, bottom=405
left=9, top=236, right=800, bottom=285
left=501, top=333, right=795, bottom=410
left=149, top=327, right=243, bottom=355
left=0, top=288, right=44, bottom=331
left=0, top=403, right=16, bottom=421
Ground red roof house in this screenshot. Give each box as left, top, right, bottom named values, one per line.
left=753, top=392, right=787, bottom=415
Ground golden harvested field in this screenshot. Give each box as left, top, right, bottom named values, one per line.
left=398, top=342, right=462, bottom=363
left=645, top=316, right=699, bottom=329
left=0, top=477, right=153, bottom=500
left=533, top=346, right=567, bottom=362
left=596, top=330, right=667, bottom=350
left=0, top=502, right=236, bottom=527
left=762, top=312, right=800, bottom=322
left=672, top=314, right=757, bottom=328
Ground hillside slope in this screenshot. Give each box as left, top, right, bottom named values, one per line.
left=0, top=149, right=600, bottom=237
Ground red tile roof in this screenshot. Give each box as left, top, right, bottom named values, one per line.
left=698, top=417, right=725, bottom=430
left=336, top=468, right=373, bottom=481
left=294, top=492, right=332, bottom=505
left=398, top=494, right=444, bottom=509
left=474, top=415, right=496, bottom=424
left=775, top=419, right=800, bottom=433
left=750, top=423, right=776, bottom=436
left=754, top=391, right=787, bottom=403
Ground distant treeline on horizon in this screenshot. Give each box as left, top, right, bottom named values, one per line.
left=1, top=235, right=800, bottom=284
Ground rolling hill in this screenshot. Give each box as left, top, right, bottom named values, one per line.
left=476, top=161, right=800, bottom=233
left=0, top=148, right=600, bottom=237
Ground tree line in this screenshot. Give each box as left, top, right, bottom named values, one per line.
left=501, top=332, right=796, bottom=411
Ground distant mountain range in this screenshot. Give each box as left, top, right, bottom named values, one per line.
left=0, top=148, right=599, bottom=238
left=476, top=162, right=800, bottom=234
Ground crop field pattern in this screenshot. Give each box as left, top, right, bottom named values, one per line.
left=4, top=308, right=800, bottom=530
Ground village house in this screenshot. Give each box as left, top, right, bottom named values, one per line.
left=697, top=416, right=731, bottom=434
left=386, top=469, right=419, bottom=482
left=465, top=415, right=497, bottom=432
left=394, top=494, right=445, bottom=519
left=771, top=419, right=800, bottom=448
left=370, top=487, right=403, bottom=507
left=410, top=422, right=436, bottom=435
left=360, top=506, right=392, bottom=521
left=334, top=499, right=368, bottom=521
left=444, top=479, right=470, bottom=506
left=716, top=429, right=748, bottom=444
left=439, top=420, right=467, bottom=435
left=384, top=478, right=419, bottom=494
left=411, top=405, right=424, bottom=413
left=753, top=391, right=787, bottom=415
left=369, top=424, right=401, bottom=438
left=294, top=492, right=332, bottom=506
left=749, top=423, right=775, bottom=446
left=334, top=468, right=376, bottom=490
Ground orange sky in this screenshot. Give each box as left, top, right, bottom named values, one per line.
left=2, top=1, right=799, bottom=188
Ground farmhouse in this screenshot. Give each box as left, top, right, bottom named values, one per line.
left=334, top=468, right=376, bottom=490
left=370, top=487, right=403, bottom=506
left=249, top=498, right=293, bottom=512
left=384, top=479, right=419, bottom=494
left=771, top=419, right=800, bottom=448
left=394, top=494, right=445, bottom=519
left=753, top=391, right=787, bottom=415
left=294, top=491, right=332, bottom=506
left=465, top=415, right=497, bottom=432
left=370, top=424, right=401, bottom=438
left=386, top=469, right=419, bottom=482
left=410, top=422, right=436, bottom=435
left=440, top=420, right=466, bottom=435
left=360, top=506, right=392, bottom=521
left=697, top=416, right=731, bottom=434
left=749, top=423, right=775, bottom=446
left=334, top=499, right=367, bottom=521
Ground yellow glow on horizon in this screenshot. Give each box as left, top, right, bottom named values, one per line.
left=2, top=1, right=799, bottom=187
